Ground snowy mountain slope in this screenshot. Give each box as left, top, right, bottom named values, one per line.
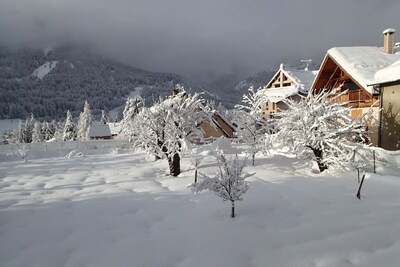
left=207, top=70, right=275, bottom=107
left=32, top=61, right=58, bottom=80
left=0, top=46, right=220, bottom=120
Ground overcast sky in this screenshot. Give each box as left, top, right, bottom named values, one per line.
left=1, top=0, right=400, bottom=82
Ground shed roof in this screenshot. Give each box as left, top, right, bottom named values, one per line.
left=89, top=124, right=112, bottom=137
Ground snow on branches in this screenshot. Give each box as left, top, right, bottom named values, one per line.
left=119, top=96, right=143, bottom=140
left=132, top=87, right=212, bottom=176
left=77, top=101, right=92, bottom=141
left=235, top=87, right=271, bottom=165
left=191, top=151, right=251, bottom=218
left=275, top=88, right=371, bottom=172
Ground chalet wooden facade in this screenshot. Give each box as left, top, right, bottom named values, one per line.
left=260, top=63, right=317, bottom=116
left=311, top=49, right=380, bottom=115
left=311, top=29, right=400, bottom=146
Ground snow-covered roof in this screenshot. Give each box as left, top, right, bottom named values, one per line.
left=89, top=124, right=112, bottom=137
left=283, top=68, right=318, bottom=94
left=265, top=65, right=318, bottom=95
left=258, top=86, right=299, bottom=103
left=327, top=46, right=400, bottom=94
left=211, top=111, right=236, bottom=131
left=107, top=122, right=121, bottom=135
left=373, top=60, right=400, bottom=85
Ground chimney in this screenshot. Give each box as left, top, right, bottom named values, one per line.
left=383, top=28, right=396, bottom=54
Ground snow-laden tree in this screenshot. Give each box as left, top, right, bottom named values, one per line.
left=275, top=88, right=370, bottom=172
left=42, top=121, right=55, bottom=141
left=24, top=113, right=35, bottom=143
left=120, top=96, right=143, bottom=140
left=191, top=151, right=251, bottom=218
left=63, top=110, right=76, bottom=141
left=235, top=87, right=271, bottom=165
left=32, top=121, right=43, bottom=143
left=14, top=120, right=25, bottom=143
left=100, top=110, right=108, bottom=124
left=132, top=88, right=211, bottom=176
left=13, top=114, right=35, bottom=143
left=77, top=101, right=92, bottom=141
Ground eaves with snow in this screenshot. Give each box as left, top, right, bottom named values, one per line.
left=373, top=59, right=400, bottom=85
left=259, top=64, right=318, bottom=102
left=323, top=46, right=400, bottom=94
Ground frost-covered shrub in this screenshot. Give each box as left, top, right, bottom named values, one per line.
left=191, top=151, right=251, bottom=218
left=65, top=149, right=84, bottom=159
left=15, top=144, right=31, bottom=162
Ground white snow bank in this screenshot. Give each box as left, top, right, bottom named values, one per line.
left=1, top=144, right=400, bottom=267
left=32, top=61, right=58, bottom=80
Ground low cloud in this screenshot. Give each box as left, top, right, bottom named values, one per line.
left=1, top=0, right=399, bottom=81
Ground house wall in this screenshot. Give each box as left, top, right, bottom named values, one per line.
left=380, top=84, right=400, bottom=150
left=263, top=95, right=301, bottom=116
left=350, top=107, right=380, bottom=146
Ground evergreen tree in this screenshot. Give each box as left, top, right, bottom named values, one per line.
left=100, top=110, right=108, bottom=124
left=32, top=121, right=43, bottom=143
left=63, top=110, right=76, bottom=141
left=77, top=101, right=92, bottom=140
left=42, top=122, right=53, bottom=141
left=24, top=113, right=35, bottom=143
left=120, top=96, right=143, bottom=139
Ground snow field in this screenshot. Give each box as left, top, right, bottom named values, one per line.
left=1, top=144, right=400, bottom=267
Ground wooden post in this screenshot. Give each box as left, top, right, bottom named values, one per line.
left=373, top=150, right=376, bottom=174
left=356, top=174, right=366, bottom=200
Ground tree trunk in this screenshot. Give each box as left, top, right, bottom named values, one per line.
left=168, top=153, right=181, bottom=176
left=231, top=201, right=235, bottom=218
left=313, top=148, right=327, bottom=172
left=252, top=153, right=255, bottom=166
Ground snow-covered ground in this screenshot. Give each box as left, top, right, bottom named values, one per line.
left=1, top=141, right=400, bottom=267
left=0, top=119, right=19, bottom=134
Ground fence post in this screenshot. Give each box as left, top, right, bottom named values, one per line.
left=373, top=150, right=376, bottom=174
left=356, top=173, right=366, bottom=200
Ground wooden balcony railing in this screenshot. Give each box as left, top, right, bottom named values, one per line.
left=327, top=89, right=376, bottom=108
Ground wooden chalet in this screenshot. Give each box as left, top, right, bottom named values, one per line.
left=311, top=29, right=400, bottom=146
left=259, top=63, right=318, bottom=116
